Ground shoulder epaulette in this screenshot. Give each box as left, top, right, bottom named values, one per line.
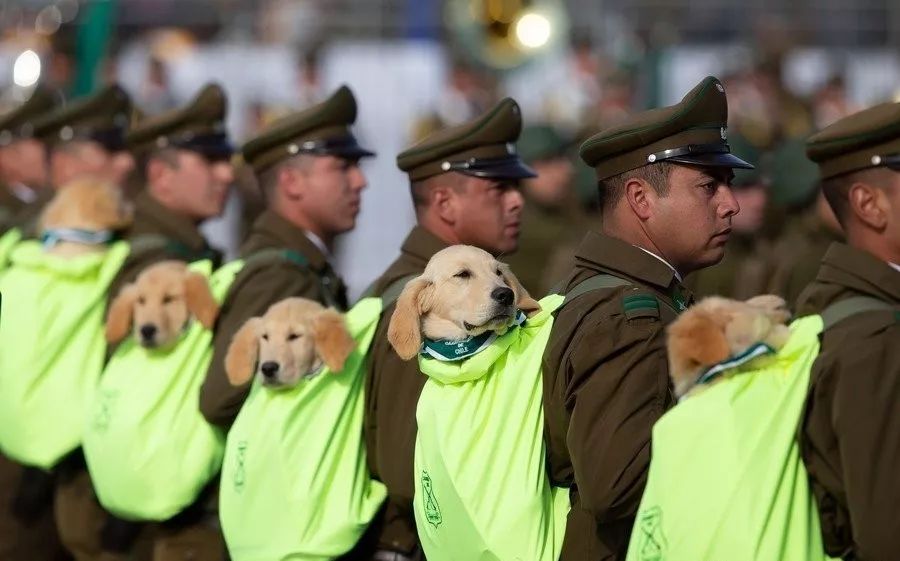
left=621, top=290, right=661, bottom=320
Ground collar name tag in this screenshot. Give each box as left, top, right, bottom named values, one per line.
left=421, top=311, right=527, bottom=362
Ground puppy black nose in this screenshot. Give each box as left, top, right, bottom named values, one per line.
left=260, top=361, right=280, bottom=379
left=491, top=287, right=514, bottom=306
left=139, top=324, right=157, bottom=341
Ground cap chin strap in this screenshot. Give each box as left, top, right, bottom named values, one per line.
left=646, top=141, right=731, bottom=164
left=871, top=153, right=900, bottom=169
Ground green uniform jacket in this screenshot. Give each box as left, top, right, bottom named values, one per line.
left=363, top=226, right=447, bottom=555
left=106, top=190, right=221, bottom=307
left=797, top=243, right=900, bottom=561
left=199, top=210, right=348, bottom=428
left=541, top=232, right=691, bottom=561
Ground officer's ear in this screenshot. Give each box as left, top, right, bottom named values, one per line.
left=183, top=271, right=219, bottom=330
left=388, top=277, right=433, bottom=360
left=106, top=284, right=138, bottom=344
left=499, top=263, right=541, bottom=316
left=225, top=317, right=264, bottom=386
left=312, top=309, right=355, bottom=373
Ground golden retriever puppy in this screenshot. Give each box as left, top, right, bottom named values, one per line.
left=224, top=298, right=355, bottom=389
left=39, top=178, right=133, bottom=257
left=667, top=294, right=792, bottom=398
left=106, top=261, right=219, bottom=348
left=388, top=245, right=540, bottom=360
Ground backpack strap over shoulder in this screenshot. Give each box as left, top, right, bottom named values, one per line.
left=561, top=273, right=632, bottom=308
left=126, top=234, right=169, bottom=260
left=821, top=296, right=897, bottom=331
left=241, top=248, right=309, bottom=272
left=559, top=272, right=682, bottom=320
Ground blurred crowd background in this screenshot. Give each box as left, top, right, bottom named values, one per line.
left=2, top=0, right=900, bottom=299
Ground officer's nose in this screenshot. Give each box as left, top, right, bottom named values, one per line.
left=260, top=361, right=280, bottom=380
left=140, top=324, right=157, bottom=342
left=491, top=287, right=514, bottom=307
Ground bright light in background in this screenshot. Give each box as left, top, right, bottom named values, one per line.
left=514, top=11, right=552, bottom=49
left=13, top=50, right=42, bottom=87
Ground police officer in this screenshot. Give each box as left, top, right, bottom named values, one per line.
left=0, top=86, right=57, bottom=234
left=5, top=84, right=139, bottom=561
left=105, top=83, right=235, bottom=307
left=798, top=101, right=900, bottom=560
left=364, top=98, right=535, bottom=560
left=542, top=76, right=752, bottom=560
left=53, top=84, right=236, bottom=561
left=199, top=85, right=371, bottom=427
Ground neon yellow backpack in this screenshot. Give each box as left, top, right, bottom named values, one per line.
left=219, top=296, right=389, bottom=561
left=0, top=240, right=130, bottom=469
left=624, top=298, right=894, bottom=561
left=413, top=293, right=570, bottom=561
left=82, top=258, right=237, bottom=521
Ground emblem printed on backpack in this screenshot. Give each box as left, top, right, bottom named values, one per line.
left=233, top=440, right=248, bottom=493
left=421, top=470, right=442, bottom=528
left=638, top=506, right=666, bottom=561
left=92, top=389, right=119, bottom=433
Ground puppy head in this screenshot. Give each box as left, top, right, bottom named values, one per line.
left=387, top=245, right=540, bottom=360
left=666, top=295, right=792, bottom=397
left=224, top=298, right=355, bottom=389
left=40, top=178, right=133, bottom=233
left=105, top=261, right=219, bottom=348
left=666, top=307, right=732, bottom=397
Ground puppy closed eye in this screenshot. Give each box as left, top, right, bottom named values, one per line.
left=454, top=270, right=472, bottom=280
left=287, top=333, right=302, bottom=341
left=137, top=296, right=146, bottom=306
left=262, top=334, right=269, bottom=341
left=162, top=295, right=175, bottom=305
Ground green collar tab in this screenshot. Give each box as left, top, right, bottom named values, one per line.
left=421, top=311, right=527, bottom=362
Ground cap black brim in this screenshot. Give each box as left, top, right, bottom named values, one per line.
left=327, top=145, right=376, bottom=159
left=883, top=154, right=900, bottom=171
left=457, top=157, right=538, bottom=179
left=186, top=143, right=235, bottom=160
left=667, top=152, right=754, bottom=170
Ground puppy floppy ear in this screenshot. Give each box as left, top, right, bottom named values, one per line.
left=183, top=271, right=219, bottom=329
left=225, top=318, right=263, bottom=386
left=499, top=263, right=541, bottom=315
left=106, top=284, right=138, bottom=344
left=388, top=277, right=432, bottom=361
left=313, top=309, right=355, bottom=373
left=666, top=310, right=731, bottom=397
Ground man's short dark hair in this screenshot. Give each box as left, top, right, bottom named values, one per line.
left=257, top=154, right=314, bottom=201
left=821, top=167, right=892, bottom=227
left=597, top=161, right=672, bottom=212
left=409, top=173, right=466, bottom=209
